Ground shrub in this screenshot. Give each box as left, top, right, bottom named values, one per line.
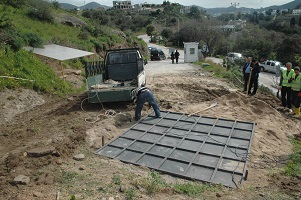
left=0, top=0, right=28, bottom=8
left=27, top=0, right=54, bottom=22
left=24, top=32, right=43, bottom=48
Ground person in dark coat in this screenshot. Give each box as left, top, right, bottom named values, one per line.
left=171, top=52, right=175, bottom=64
left=249, top=59, right=261, bottom=96
left=242, top=57, right=254, bottom=95
left=175, top=50, right=180, bottom=64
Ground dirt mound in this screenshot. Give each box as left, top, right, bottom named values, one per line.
left=0, top=88, right=45, bottom=125
left=1, top=71, right=301, bottom=199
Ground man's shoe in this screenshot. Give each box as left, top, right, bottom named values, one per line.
left=288, top=109, right=293, bottom=113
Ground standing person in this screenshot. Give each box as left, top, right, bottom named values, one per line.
left=131, top=87, right=161, bottom=121
left=249, top=59, right=261, bottom=96
left=242, top=57, right=254, bottom=94
left=175, top=50, right=180, bottom=64
left=171, top=52, right=175, bottom=64
left=289, top=66, right=301, bottom=117
left=279, top=62, right=295, bottom=112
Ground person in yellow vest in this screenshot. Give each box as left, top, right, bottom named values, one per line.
left=279, top=62, right=295, bottom=112
left=289, top=66, right=301, bottom=117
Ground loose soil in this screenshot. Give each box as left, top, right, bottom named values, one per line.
left=1, top=67, right=301, bottom=200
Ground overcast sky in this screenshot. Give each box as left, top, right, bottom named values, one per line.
left=58, top=0, right=295, bottom=9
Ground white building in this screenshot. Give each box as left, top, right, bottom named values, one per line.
left=292, top=9, right=301, bottom=15
left=184, top=42, right=199, bottom=63
left=113, top=1, right=132, bottom=10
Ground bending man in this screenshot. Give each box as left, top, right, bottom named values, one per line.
left=131, top=87, right=161, bottom=120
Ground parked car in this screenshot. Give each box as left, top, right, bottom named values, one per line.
left=259, top=60, right=286, bottom=73
left=226, top=52, right=243, bottom=62
left=149, top=47, right=166, bottom=61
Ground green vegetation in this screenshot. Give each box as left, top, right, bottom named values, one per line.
left=0, top=1, right=148, bottom=95
left=0, top=48, right=74, bottom=95
left=173, top=182, right=220, bottom=197
left=196, top=61, right=242, bottom=80
left=112, top=174, right=121, bottom=185
left=132, top=171, right=221, bottom=197
left=284, top=137, right=301, bottom=178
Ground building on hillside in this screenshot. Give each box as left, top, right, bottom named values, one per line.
left=113, top=1, right=132, bottom=10
left=219, top=25, right=235, bottom=32
left=180, top=6, right=191, bottom=14
left=271, top=10, right=278, bottom=15
left=292, top=9, right=301, bottom=15
left=228, top=19, right=246, bottom=30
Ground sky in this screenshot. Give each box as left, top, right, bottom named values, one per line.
left=58, top=0, right=295, bottom=9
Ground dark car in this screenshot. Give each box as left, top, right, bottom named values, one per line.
left=149, top=47, right=166, bottom=61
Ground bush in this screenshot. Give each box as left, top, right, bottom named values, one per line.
left=27, top=0, right=54, bottom=22
left=0, top=0, right=28, bottom=8
left=24, top=32, right=43, bottom=48
left=0, top=30, right=25, bottom=51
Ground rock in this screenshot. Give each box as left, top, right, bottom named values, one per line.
left=259, top=193, right=265, bottom=197
left=216, top=192, right=223, bottom=197
left=56, top=159, right=63, bottom=165
left=115, top=113, right=132, bottom=126
left=58, top=14, right=88, bottom=27
left=27, top=146, right=56, bottom=157
left=79, top=165, right=86, bottom=170
left=73, top=154, right=85, bottom=161
left=108, top=197, right=114, bottom=200
left=73, top=70, right=82, bottom=75
left=67, top=97, right=75, bottom=101
left=33, top=191, right=43, bottom=197
left=119, top=185, right=127, bottom=192
left=13, top=175, right=30, bottom=185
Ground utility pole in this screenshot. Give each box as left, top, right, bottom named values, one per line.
left=231, top=2, right=239, bottom=20
left=177, top=18, right=179, bottom=47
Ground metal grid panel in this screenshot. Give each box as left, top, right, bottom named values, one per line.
left=95, top=111, right=255, bottom=188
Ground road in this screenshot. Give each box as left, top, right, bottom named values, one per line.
left=138, top=35, right=195, bottom=75
left=139, top=35, right=279, bottom=95
left=258, top=72, right=280, bottom=95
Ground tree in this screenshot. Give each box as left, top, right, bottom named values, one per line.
left=299, top=17, right=301, bottom=27
left=290, top=17, right=296, bottom=27
left=161, top=28, right=173, bottom=39
left=276, top=35, right=301, bottom=64
left=188, top=6, right=201, bottom=19
left=52, top=0, right=60, bottom=9
left=178, top=19, right=224, bottom=55
left=146, top=25, right=155, bottom=39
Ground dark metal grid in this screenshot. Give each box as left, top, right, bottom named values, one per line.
left=95, top=111, right=255, bottom=188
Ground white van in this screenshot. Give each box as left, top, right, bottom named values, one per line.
left=259, top=60, right=285, bottom=73
left=227, top=52, right=243, bottom=62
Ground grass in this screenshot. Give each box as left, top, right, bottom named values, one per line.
left=195, top=61, right=242, bottom=80
left=284, top=137, right=301, bottom=178
left=0, top=48, right=74, bottom=95
left=173, top=182, right=221, bottom=197
left=132, top=171, right=222, bottom=197
left=0, top=4, right=143, bottom=96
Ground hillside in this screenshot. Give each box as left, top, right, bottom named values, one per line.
left=59, top=2, right=111, bottom=10
left=0, top=1, right=145, bottom=94
left=207, top=0, right=301, bottom=15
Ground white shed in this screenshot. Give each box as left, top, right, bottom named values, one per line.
left=184, top=42, right=199, bottom=63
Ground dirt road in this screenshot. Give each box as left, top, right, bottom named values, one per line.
left=1, top=45, right=301, bottom=199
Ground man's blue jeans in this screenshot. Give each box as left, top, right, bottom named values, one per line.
left=135, top=90, right=161, bottom=120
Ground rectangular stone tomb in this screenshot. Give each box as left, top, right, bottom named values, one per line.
left=95, top=111, right=255, bottom=188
